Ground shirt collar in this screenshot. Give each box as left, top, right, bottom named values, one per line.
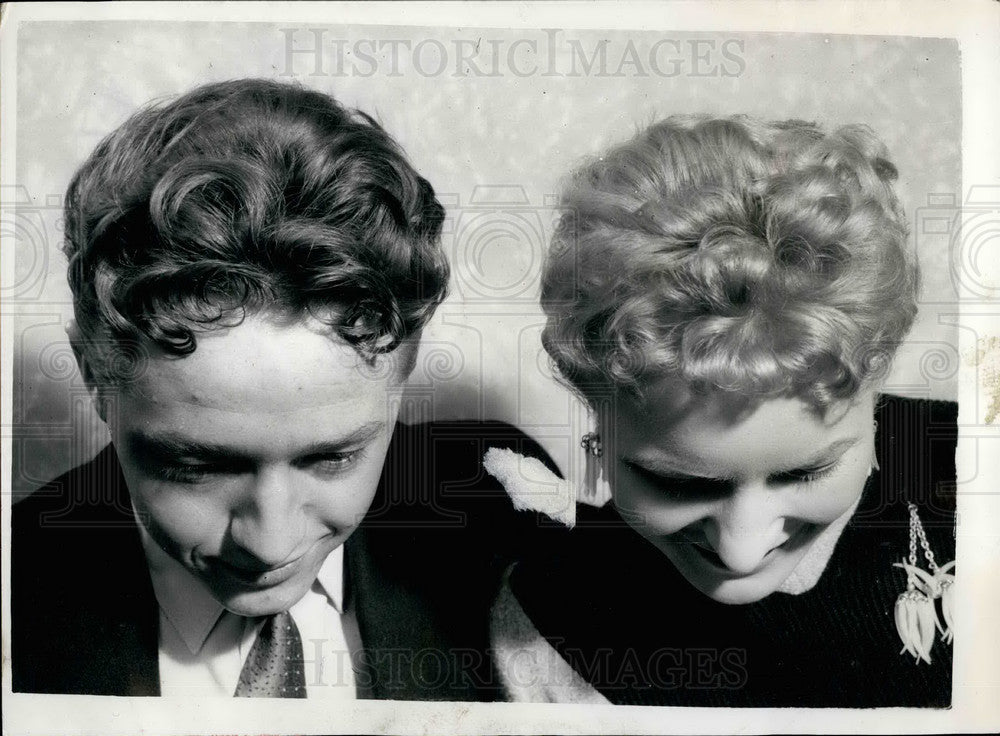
left=313, top=544, right=346, bottom=614
left=134, top=509, right=346, bottom=654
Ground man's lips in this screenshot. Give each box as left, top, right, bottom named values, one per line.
left=210, top=553, right=306, bottom=588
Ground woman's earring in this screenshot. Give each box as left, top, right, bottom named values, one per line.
left=580, top=432, right=603, bottom=499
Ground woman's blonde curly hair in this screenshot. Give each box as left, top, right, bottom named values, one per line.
left=541, top=115, right=916, bottom=411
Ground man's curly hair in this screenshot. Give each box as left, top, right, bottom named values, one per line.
left=541, top=115, right=917, bottom=411
left=65, top=78, right=448, bottom=384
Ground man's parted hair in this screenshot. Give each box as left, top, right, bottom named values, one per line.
left=541, top=115, right=917, bottom=410
left=65, top=78, right=448, bottom=384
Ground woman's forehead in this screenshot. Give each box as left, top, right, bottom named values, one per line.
left=606, top=373, right=868, bottom=427
left=610, top=384, right=873, bottom=444
left=609, top=386, right=874, bottom=477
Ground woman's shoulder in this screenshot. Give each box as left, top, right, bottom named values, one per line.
left=873, top=393, right=958, bottom=518
left=876, top=393, right=957, bottom=429
left=876, top=394, right=958, bottom=450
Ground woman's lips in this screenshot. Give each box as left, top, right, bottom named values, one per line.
left=679, top=524, right=816, bottom=576
left=690, top=542, right=727, bottom=569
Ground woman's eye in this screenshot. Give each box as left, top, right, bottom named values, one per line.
left=626, top=463, right=729, bottom=499
left=796, top=471, right=827, bottom=483
left=661, top=476, right=731, bottom=499
left=776, top=458, right=843, bottom=485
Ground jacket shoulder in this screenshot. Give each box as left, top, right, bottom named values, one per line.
left=13, top=445, right=135, bottom=530
left=869, top=395, right=957, bottom=558
left=371, top=420, right=560, bottom=518
left=11, top=447, right=158, bottom=695
left=352, top=421, right=566, bottom=700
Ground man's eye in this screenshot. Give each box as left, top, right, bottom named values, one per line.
left=304, top=449, right=363, bottom=475
left=155, top=463, right=219, bottom=483
left=152, top=457, right=251, bottom=484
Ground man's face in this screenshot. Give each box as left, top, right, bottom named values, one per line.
left=101, top=314, right=405, bottom=616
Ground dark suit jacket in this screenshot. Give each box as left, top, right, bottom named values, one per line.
left=11, top=421, right=560, bottom=699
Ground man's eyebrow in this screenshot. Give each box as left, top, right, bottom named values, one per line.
left=126, top=421, right=385, bottom=461
left=126, top=432, right=236, bottom=461
left=295, top=421, right=385, bottom=456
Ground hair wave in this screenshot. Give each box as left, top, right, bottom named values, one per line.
left=540, top=116, right=917, bottom=409
left=65, top=79, right=448, bottom=382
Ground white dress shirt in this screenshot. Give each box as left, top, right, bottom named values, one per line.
left=136, top=524, right=365, bottom=698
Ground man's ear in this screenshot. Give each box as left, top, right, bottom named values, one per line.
left=65, top=319, right=107, bottom=422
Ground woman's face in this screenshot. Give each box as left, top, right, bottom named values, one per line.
left=604, top=379, right=876, bottom=605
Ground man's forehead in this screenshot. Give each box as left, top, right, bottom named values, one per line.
left=111, top=320, right=400, bottom=460
left=123, top=315, right=403, bottom=411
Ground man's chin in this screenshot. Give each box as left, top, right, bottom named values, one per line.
left=212, top=579, right=312, bottom=617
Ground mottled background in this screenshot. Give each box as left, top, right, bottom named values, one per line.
left=8, top=23, right=961, bottom=496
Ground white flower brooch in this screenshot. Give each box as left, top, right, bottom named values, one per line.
left=893, top=503, right=956, bottom=665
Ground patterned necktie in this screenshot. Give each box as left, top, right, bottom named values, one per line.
left=234, top=610, right=307, bottom=697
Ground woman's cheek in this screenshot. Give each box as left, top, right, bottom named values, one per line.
left=792, top=456, right=871, bottom=524
left=611, top=469, right=705, bottom=536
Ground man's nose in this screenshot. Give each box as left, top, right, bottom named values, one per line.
left=227, top=469, right=305, bottom=568
left=703, top=482, right=788, bottom=575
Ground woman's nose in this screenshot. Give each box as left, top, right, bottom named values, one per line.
left=227, top=469, right=306, bottom=568
left=703, top=483, right=788, bottom=574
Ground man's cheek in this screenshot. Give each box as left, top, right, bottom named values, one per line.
left=333, top=479, right=382, bottom=529
left=142, top=494, right=221, bottom=552
left=341, top=487, right=379, bottom=528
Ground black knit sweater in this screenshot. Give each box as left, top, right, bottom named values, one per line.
left=509, top=396, right=957, bottom=707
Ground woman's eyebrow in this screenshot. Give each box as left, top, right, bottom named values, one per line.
left=789, top=435, right=863, bottom=469
left=621, top=456, right=725, bottom=481
left=622, top=434, right=863, bottom=478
